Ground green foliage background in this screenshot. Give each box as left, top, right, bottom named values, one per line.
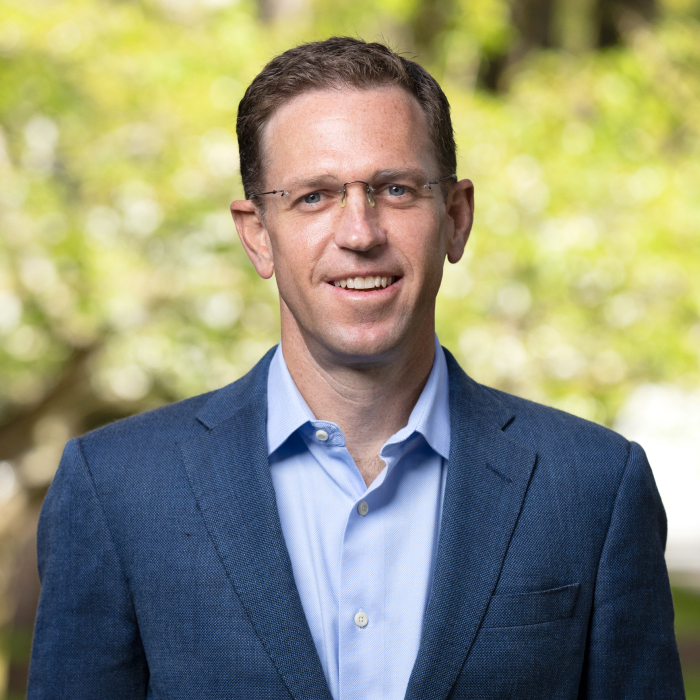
left=1, top=0, right=700, bottom=694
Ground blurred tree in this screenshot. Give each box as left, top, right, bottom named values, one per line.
left=596, top=0, right=657, bottom=46
left=513, top=0, right=558, bottom=47
left=411, top=0, right=457, bottom=60
left=477, top=0, right=659, bottom=89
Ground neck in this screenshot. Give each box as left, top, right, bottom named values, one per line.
left=280, top=311, right=436, bottom=486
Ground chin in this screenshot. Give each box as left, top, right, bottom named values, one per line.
left=317, top=325, right=408, bottom=365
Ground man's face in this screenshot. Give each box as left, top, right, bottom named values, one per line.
left=236, top=86, right=472, bottom=365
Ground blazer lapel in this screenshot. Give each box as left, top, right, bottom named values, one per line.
left=179, top=349, right=333, bottom=700
left=405, top=350, right=538, bottom=700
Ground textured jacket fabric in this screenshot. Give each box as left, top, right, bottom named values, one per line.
left=28, top=348, right=685, bottom=699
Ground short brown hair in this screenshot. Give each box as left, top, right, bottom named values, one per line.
left=236, top=36, right=456, bottom=200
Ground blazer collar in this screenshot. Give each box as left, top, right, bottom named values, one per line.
left=405, top=349, right=537, bottom=700
left=182, top=347, right=334, bottom=700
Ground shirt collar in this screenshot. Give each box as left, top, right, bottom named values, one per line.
left=266, top=335, right=450, bottom=460
left=266, top=345, right=315, bottom=456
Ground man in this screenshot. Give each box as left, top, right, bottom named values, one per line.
left=29, top=38, right=684, bottom=699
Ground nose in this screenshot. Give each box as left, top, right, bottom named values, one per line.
left=334, top=182, right=386, bottom=252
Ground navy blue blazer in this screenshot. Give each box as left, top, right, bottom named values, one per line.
left=28, top=348, right=684, bottom=699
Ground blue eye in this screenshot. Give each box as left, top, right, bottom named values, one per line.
left=387, top=185, right=405, bottom=196
left=303, top=192, right=322, bottom=204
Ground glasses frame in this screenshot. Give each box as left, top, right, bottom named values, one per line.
left=249, top=173, right=457, bottom=208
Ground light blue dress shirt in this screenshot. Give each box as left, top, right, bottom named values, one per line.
left=267, top=336, right=450, bottom=700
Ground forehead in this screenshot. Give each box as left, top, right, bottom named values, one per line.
left=260, top=86, right=437, bottom=184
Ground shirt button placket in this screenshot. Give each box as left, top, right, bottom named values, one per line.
left=339, top=493, right=384, bottom=700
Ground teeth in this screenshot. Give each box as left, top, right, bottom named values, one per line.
left=333, top=276, right=395, bottom=290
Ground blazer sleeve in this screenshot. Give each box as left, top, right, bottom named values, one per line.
left=580, top=441, right=685, bottom=699
left=28, top=438, right=149, bottom=699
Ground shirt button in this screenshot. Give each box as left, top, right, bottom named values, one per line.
left=357, top=500, right=369, bottom=516
left=315, top=429, right=329, bottom=441
left=354, top=610, right=368, bottom=628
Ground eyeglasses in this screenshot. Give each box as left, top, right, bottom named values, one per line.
left=249, top=173, right=457, bottom=212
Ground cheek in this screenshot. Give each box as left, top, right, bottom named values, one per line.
left=400, top=220, right=447, bottom=279
left=269, top=224, right=329, bottom=285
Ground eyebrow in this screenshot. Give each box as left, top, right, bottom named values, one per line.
left=284, top=168, right=428, bottom=190
left=370, top=168, right=427, bottom=183
left=283, top=173, right=343, bottom=190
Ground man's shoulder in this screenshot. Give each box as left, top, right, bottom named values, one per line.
left=483, top=382, right=625, bottom=445
left=453, top=370, right=639, bottom=506
left=483, top=382, right=629, bottom=460
left=446, top=350, right=631, bottom=472
left=76, top=346, right=275, bottom=463
left=490, top=386, right=640, bottom=503
left=80, top=388, right=215, bottom=451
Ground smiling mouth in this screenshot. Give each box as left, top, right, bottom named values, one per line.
left=331, top=276, right=398, bottom=291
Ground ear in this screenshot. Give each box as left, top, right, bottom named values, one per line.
left=230, top=199, right=275, bottom=279
left=444, top=178, right=474, bottom=264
